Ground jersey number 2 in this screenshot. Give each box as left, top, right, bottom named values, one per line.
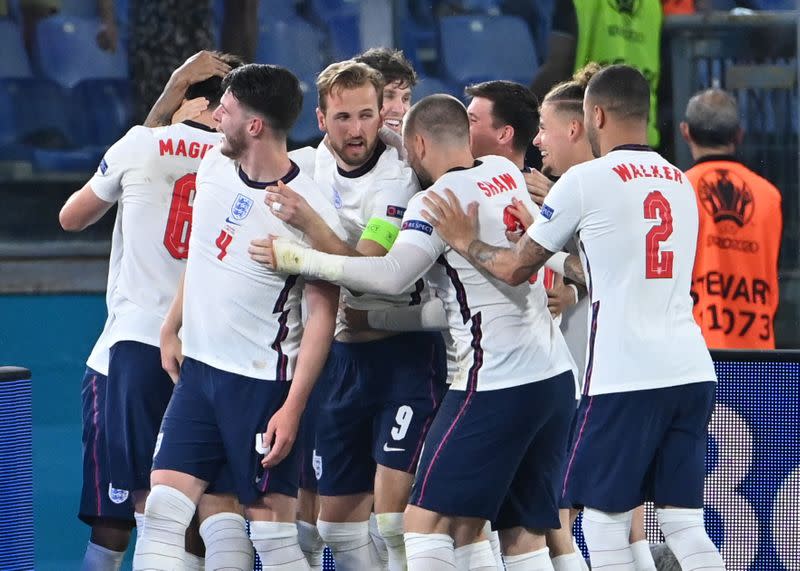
left=164, top=173, right=196, bottom=259
left=643, top=191, right=674, bottom=279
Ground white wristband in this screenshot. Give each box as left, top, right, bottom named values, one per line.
left=567, top=284, right=579, bottom=305
left=545, top=251, right=568, bottom=275
left=273, top=238, right=345, bottom=283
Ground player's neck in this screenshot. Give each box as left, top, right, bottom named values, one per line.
left=429, top=147, right=476, bottom=181
left=238, top=140, right=292, bottom=183
left=600, top=126, right=649, bottom=156
left=506, top=150, right=526, bottom=171
left=191, top=110, right=217, bottom=130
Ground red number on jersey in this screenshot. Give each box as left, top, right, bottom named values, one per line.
left=502, top=205, right=524, bottom=233
left=216, top=229, right=233, bottom=260
left=643, top=190, right=674, bottom=279
left=163, top=173, right=197, bottom=259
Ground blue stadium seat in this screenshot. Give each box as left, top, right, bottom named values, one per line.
left=309, top=0, right=360, bottom=21
left=413, top=76, right=459, bottom=101
left=73, top=79, right=133, bottom=148
left=259, top=0, right=297, bottom=23
left=327, top=11, right=361, bottom=60
left=458, top=0, right=502, bottom=15
left=59, top=0, right=98, bottom=17
left=439, top=15, right=538, bottom=88
left=0, top=21, right=33, bottom=78
left=256, top=18, right=326, bottom=78
left=32, top=15, right=128, bottom=88
left=290, top=75, right=322, bottom=144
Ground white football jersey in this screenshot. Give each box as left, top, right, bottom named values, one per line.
left=316, top=141, right=427, bottom=331
left=397, top=155, right=575, bottom=392
left=528, top=146, right=717, bottom=396
left=182, top=147, right=346, bottom=381
left=89, top=121, right=222, bottom=348
left=85, top=207, right=125, bottom=376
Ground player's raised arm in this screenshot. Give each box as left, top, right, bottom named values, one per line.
left=261, top=279, right=339, bottom=468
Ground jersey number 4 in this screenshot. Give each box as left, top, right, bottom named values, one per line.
left=163, top=173, right=196, bottom=259
left=643, top=191, right=674, bottom=279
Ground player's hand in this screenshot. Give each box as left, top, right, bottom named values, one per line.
left=508, top=197, right=534, bottom=230
left=171, top=97, right=209, bottom=124
left=159, top=328, right=183, bottom=384
left=343, top=306, right=370, bottom=331
left=524, top=168, right=554, bottom=206
left=546, top=275, right=577, bottom=319
left=265, top=180, right=320, bottom=232
left=260, top=405, right=301, bottom=468
left=96, top=21, right=118, bottom=53
left=174, top=51, right=231, bottom=86
left=421, top=188, right=480, bottom=255
left=249, top=236, right=277, bottom=269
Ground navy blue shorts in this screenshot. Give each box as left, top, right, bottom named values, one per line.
left=558, top=403, right=581, bottom=511
left=152, top=357, right=300, bottom=506
left=315, top=332, right=447, bottom=497
left=79, top=367, right=135, bottom=526
left=562, top=381, right=716, bottom=513
left=105, top=341, right=174, bottom=492
left=410, top=370, right=575, bottom=531
left=298, top=380, right=323, bottom=492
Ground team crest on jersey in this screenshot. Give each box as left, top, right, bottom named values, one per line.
left=231, top=194, right=254, bottom=221
left=332, top=189, right=343, bottom=209
left=312, top=449, right=323, bottom=480
left=540, top=204, right=554, bottom=220
left=99, top=158, right=108, bottom=175
left=108, top=483, right=129, bottom=504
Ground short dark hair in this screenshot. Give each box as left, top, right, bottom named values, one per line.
left=586, top=64, right=650, bottom=123
left=685, top=88, right=740, bottom=147
left=185, top=53, right=245, bottom=107
left=355, top=47, right=418, bottom=89
left=221, top=63, right=303, bottom=134
left=465, top=80, right=538, bottom=152
left=542, top=62, right=601, bottom=117
left=405, top=94, right=469, bottom=145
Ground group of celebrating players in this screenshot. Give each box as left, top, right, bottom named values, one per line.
left=59, top=44, right=726, bottom=571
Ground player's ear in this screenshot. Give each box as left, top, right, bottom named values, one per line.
left=415, top=132, right=426, bottom=160
left=594, top=105, right=605, bottom=130
left=568, top=119, right=580, bottom=142
left=499, top=124, right=514, bottom=146
left=248, top=115, right=264, bottom=137
left=679, top=121, right=691, bottom=144
left=316, top=107, right=326, bottom=132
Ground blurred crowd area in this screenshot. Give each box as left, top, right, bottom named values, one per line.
left=1, top=0, right=799, bottom=346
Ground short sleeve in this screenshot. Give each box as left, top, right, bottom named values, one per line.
left=88, top=126, right=149, bottom=203
left=393, top=193, right=446, bottom=263
left=526, top=168, right=583, bottom=253
left=368, top=167, right=420, bottom=229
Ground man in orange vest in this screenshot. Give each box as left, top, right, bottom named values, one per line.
left=681, top=88, right=782, bottom=349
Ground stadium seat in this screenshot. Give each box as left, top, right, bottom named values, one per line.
left=73, top=79, right=133, bottom=148
left=0, top=20, right=33, bottom=78
left=326, top=11, right=361, bottom=60
left=309, top=0, right=360, bottom=21
left=256, top=18, right=326, bottom=78
left=32, top=15, right=128, bottom=88
left=59, top=0, right=98, bottom=17
left=439, top=15, right=538, bottom=88
left=290, top=75, right=322, bottom=145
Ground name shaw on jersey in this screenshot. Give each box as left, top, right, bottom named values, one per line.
left=477, top=172, right=518, bottom=197
left=159, top=138, right=215, bottom=159
left=612, top=162, right=684, bottom=183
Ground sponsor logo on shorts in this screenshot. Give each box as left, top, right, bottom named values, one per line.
left=382, top=443, right=405, bottom=453
left=108, top=483, right=129, bottom=504
left=231, top=193, right=254, bottom=221
left=99, top=158, right=108, bottom=175
left=402, top=219, right=433, bottom=235
left=386, top=205, right=406, bottom=219
left=540, top=204, right=554, bottom=220
left=312, top=449, right=323, bottom=480
left=153, top=432, right=163, bottom=459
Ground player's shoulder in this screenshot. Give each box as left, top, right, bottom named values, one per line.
left=373, top=144, right=418, bottom=186
left=288, top=146, right=317, bottom=175
left=197, top=145, right=231, bottom=178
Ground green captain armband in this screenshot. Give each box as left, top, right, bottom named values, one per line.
left=360, top=217, right=400, bottom=250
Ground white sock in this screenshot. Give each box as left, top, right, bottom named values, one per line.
left=297, top=520, right=325, bottom=571
left=551, top=553, right=584, bottom=571
left=405, top=532, right=455, bottom=570
left=377, top=512, right=407, bottom=571
left=483, top=522, right=504, bottom=570
left=657, top=508, right=725, bottom=571
left=630, top=539, right=656, bottom=571
left=249, top=520, right=310, bottom=570
left=183, top=552, right=204, bottom=570
left=371, top=512, right=390, bottom=568
left=200, top=512, right=254, bottom=571
left=504, top=547, right=553, bottom=570
left=317, top=520, right=382, bottom=571
left=134, top=512, right=145, bottom=557
left=454, top=540, right=497, bottom=570
left=80, top=541, right=125, bottom=571
left=572, top=539, right=589, bottom=571
left=581, top=508, right=635, bottom=570
left=133, top=485, right=196, bottom=570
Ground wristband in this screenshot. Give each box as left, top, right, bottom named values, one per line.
left=545, top=251, right=568, bottom=275
left=567, top=284, right=579, bottom=305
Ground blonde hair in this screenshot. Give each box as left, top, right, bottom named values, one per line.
left=542, top=62, right=603, bottom=115
left=316, top=60, right=385, bottom=112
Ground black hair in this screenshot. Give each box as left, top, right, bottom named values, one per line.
left=355, top=47, right=418, bottom=89
left=221, top=63, right=303, bottom=133
left=465, top=80, right=538, bottom=152
left=185, top=53, right=245, bottom=107
left=585, top=64, right=650, bottom=123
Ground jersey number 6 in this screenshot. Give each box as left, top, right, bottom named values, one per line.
left=164, top=173, right=197, bottom=259
left=643, top=190, right=674, bottom=279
